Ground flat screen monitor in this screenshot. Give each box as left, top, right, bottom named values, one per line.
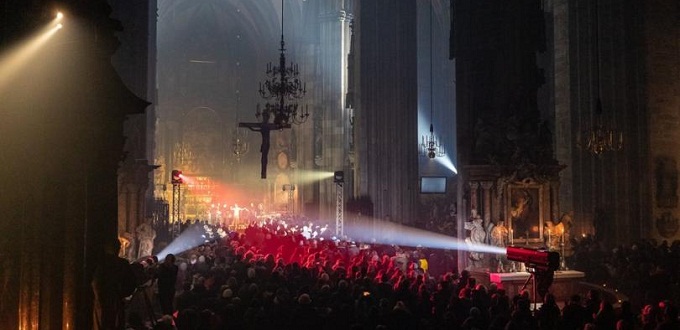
left=420, top=176, right=447, bottom=194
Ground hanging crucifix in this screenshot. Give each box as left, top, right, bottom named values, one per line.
left=239, top=0, right=308, bottom=179
left=239, top=117, right=290, bottom=179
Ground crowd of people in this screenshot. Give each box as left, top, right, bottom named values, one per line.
left=116, top=217, right=679, bottom=330
left=568, top=236, right=680, bottom=310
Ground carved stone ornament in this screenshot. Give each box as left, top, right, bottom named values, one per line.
left=656, top=212, right=679, bottom=238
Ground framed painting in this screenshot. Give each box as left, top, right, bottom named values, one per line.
left=507, top=184, right=544, bottom=244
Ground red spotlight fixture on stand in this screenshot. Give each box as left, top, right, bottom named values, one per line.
left=171, top=170, right=183, bottom=237
left=506, top=246, right=560, bottom=307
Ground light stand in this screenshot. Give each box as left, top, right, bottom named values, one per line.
left=506, top=247, right=560, bottom=309
left=282, top=184, right=296, bottom=214
left=171, top=170, right=183, bottom=238
left=334, top=171, right=344, bottom=238
left=519, top=265, right=555, bottom=311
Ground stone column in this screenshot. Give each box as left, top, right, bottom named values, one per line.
left=469, top=181, right=480, bottom=216
left=318, top=1, right=352, bottom=221
left=357, top=0, right=418, bottom=224
left=550, top=180, right=561, bottom=221
left=481, top=181, right=494, bottom=228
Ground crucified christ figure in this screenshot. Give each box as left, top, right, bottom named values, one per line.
left=239, top=121, right=290, bottom=179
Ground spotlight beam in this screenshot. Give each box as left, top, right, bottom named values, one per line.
left=435, top=155, right=458, bottom=174
left=156, top=223, right=219, bottom=261
left=0, top=21, right=63, bottom=90
left=295, top=170, right=334, bottom=185
left=344, top=217, right=505, bottom=255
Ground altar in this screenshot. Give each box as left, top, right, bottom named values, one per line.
left=484, top=270, right=585, bottom=302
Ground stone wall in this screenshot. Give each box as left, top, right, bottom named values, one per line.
left=646, top=0, right=680, bottom=241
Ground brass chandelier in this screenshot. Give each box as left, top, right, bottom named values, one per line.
left=255, top=0, right=308, bottom=127
left=577, top=0, right=623, bottom=156
left=420, top=1, right=444, bottom=159
left=577, top=100, right=623, bottom=155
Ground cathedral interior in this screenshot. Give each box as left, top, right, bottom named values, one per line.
left=0, top=0, right=678, bottom=328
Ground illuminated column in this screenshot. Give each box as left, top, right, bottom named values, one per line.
left=481, top=181, right=494, bottom=228
left=317, top=1, right=352, bottom=221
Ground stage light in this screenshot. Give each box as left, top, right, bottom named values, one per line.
left=171, top=170, right=183, bottom=184
left=506, top=246, right=559, bottom=271
left=56, top=12, right=64, bottom=20
left=333, top=171, right=344, bottom=183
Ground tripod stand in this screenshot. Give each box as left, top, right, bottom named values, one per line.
left=127, top=280, right=157, bottom=327
left=519, top=264, right=555, bottom=312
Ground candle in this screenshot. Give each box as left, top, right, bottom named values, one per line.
left=548, top=229, right=552, bottom=248
left=510, top=229, right=514, bottom=245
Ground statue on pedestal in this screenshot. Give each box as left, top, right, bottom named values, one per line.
left=136, top=222, right=156, bottom=259
left=465, top=210, right=486, bottom=269
left=117, top=232, right=134, bottom=260
left=489, top=220, right=510, bottom=272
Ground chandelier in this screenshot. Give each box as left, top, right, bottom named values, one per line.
left=421, top=124, right=444, bottom=159
left=231, top=125, right=249, bottom=163
left=420, top=2, right=444, bottom=159
left=231, top=90, right=249, bottom=163
left=256, top=0, right=308, bottom=127
left=240, top=0, right=308, bottom=179
left=577, top=0, right=623, bottom=156
left=174, top=141, right=194, bottom=165
left=577, top=100, right=623, bottom=155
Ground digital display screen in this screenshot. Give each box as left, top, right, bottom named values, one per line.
left=420, top=176, right=447, bottom=194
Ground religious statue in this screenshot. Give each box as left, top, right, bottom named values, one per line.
left=558, top=212, right=574, bottom=257
left=240, top=108, right=290, bottom=179
left=487, top=220, right=510, bottom=272
left=543, top=221, right=563, bottom=251
left=117, top=232, right=134, bottom=260
left=136, top=222, right=156, bottom=259
left=464, top=210, right=486, bottom=268
left=490, top=220, right=509, bottom=247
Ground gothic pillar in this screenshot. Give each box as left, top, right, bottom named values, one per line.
left=357, top=0, right=418, bottom=224
left=317, top=0, right=352, bottom=221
